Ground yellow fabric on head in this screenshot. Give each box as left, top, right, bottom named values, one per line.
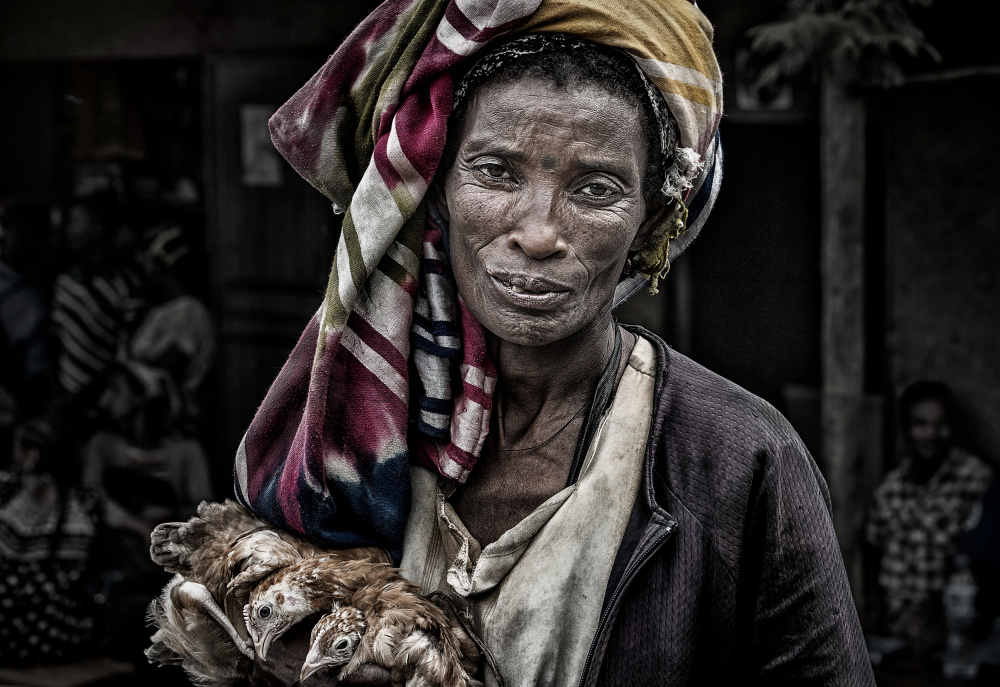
left=520, top=0, right=723, bottom=287
left=521, top=0, right=723, bottom=158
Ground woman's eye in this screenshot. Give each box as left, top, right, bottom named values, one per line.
left=475, top=163, right=510, bottom=180
left=580, top=182, right=619, bottom=199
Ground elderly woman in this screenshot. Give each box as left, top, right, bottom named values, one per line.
left=234, top=0, right=874, bottom=684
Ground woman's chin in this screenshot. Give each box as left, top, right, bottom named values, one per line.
left=464, top=277, right=614, bottom=350
left=479, top=311, right=589, bottom=349
left=480, top=321, right=548, bottom=347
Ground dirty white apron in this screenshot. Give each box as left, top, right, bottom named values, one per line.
left=400, top=336, right=656, bottom=687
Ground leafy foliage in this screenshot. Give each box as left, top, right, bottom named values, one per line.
left=747, top=0, right=939, bottom=87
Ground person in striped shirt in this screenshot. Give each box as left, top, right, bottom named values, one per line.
left=51, top=194, right=145, bottom=402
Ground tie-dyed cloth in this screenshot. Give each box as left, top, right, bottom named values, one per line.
left=234, top=0, right=723, bottom=563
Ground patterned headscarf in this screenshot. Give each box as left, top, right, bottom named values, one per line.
left=236, top=0, right=723, bottom=562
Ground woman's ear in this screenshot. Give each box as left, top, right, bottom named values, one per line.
left=629, top=194, right=670, bottom=252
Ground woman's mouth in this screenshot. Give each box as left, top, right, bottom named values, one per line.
left=494, top=276, right=540, bottom=294
left=486, top=268, right=569, bottom=303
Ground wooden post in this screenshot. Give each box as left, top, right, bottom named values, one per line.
left=820, top=73, right=866, bottom=603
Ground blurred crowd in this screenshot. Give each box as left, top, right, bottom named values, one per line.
left=0, top=180, right=215, bottom=669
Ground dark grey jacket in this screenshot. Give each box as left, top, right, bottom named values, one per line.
left=250, top=328, right=874, bottom=687
left=584, top=328, right=875, bottom=686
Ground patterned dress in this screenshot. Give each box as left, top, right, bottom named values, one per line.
left=0, top=473, right=101, bottom=665
left=865, top=447, right=993, bottom=632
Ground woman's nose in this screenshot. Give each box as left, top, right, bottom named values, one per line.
left=505, top=188, right=569, bottom=259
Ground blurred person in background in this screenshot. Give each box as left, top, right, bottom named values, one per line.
left=865, top=380, right=993, bottom=654
left=959, top=475, right=1000, bottom=647
left=130, top=223, right=214, bottom=426
left=81, top=359, right=211, bottom=545
left=78, top=359, right=211, bottom=665
left=73, top=357, right=213, bottom=673
left=0, top=202, right=53, bottom=464
left=0, top=200, right=56, bottom=291
left=51, top=193, right=145, bottom=405
left=0, top=413, right=100, bottom=667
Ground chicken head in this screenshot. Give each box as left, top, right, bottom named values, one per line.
left=299, top=603, right=367, bottom=682
left=244, top=583, right=314, bottom=660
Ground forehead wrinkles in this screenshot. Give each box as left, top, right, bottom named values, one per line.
left=462, top=81, right=644, bottom=166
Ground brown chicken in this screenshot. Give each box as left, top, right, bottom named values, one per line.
left=247, top=556, right=480, bottom=686
left=146, top=499, right=388, bottom=685
left=299, top=602, right=367, bottom=682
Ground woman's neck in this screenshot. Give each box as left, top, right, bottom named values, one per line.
left=489, top=314, right=617, bottom=446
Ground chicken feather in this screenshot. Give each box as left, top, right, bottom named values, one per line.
left=248, top=556, right=479, bottom=686
left=146, top=499, right=390, bottom=685
left=147, top=575, right=252, bottom=686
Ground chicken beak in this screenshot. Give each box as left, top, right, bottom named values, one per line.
left=299, top=646, right=326, bottom=683
left=254, top=629, right=273, bottom=661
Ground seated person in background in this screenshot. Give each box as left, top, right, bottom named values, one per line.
left=0, top=201, right=52, bottom=465
left=130, top=223, right=214, bottom=423
left=0, top=415, right=100, bottom=667
left=865, top=380, right=993, bottom=652
left=81, top=359, right=212, bottom=543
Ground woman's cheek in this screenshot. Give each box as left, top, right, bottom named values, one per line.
left=566, top=205, right=642, bottom=255
left=452, top=188, right=519, bottom=243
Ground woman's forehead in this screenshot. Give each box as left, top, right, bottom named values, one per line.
left=457, top=78, right=646, bottom=164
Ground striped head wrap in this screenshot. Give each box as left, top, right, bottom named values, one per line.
left=235, top=0, right=723, bottom=562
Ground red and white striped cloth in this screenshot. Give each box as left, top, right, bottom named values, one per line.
left=235, top=0, right=723, bottom=562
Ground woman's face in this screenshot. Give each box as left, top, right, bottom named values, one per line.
left=442, top=77, right=661, bottom=347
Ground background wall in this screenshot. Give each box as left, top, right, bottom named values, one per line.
left=0, top=0, right=373, bottom=61
left=884, top=75, right=1000, bottom=465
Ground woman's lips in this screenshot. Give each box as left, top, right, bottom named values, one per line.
left=486, top=268, right=570, bottom=304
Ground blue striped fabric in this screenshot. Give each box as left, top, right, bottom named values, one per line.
left=411, top=201, right=464, bottom=441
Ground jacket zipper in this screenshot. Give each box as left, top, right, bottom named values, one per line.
left=576, top=520, right=676, bottom=687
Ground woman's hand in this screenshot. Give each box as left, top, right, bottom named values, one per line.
left=249, top=616, right=392, bottom=686
left=339, top=664, right=392, bottom=685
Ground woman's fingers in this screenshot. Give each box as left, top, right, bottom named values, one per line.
left=340, top=663, right=393, bottom=685
left=249, top=618, right=312, bottom=686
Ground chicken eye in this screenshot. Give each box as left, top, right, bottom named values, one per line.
left=333, top=638, right=350, bottom=651
left=258, top=605, right=272, bottom=619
